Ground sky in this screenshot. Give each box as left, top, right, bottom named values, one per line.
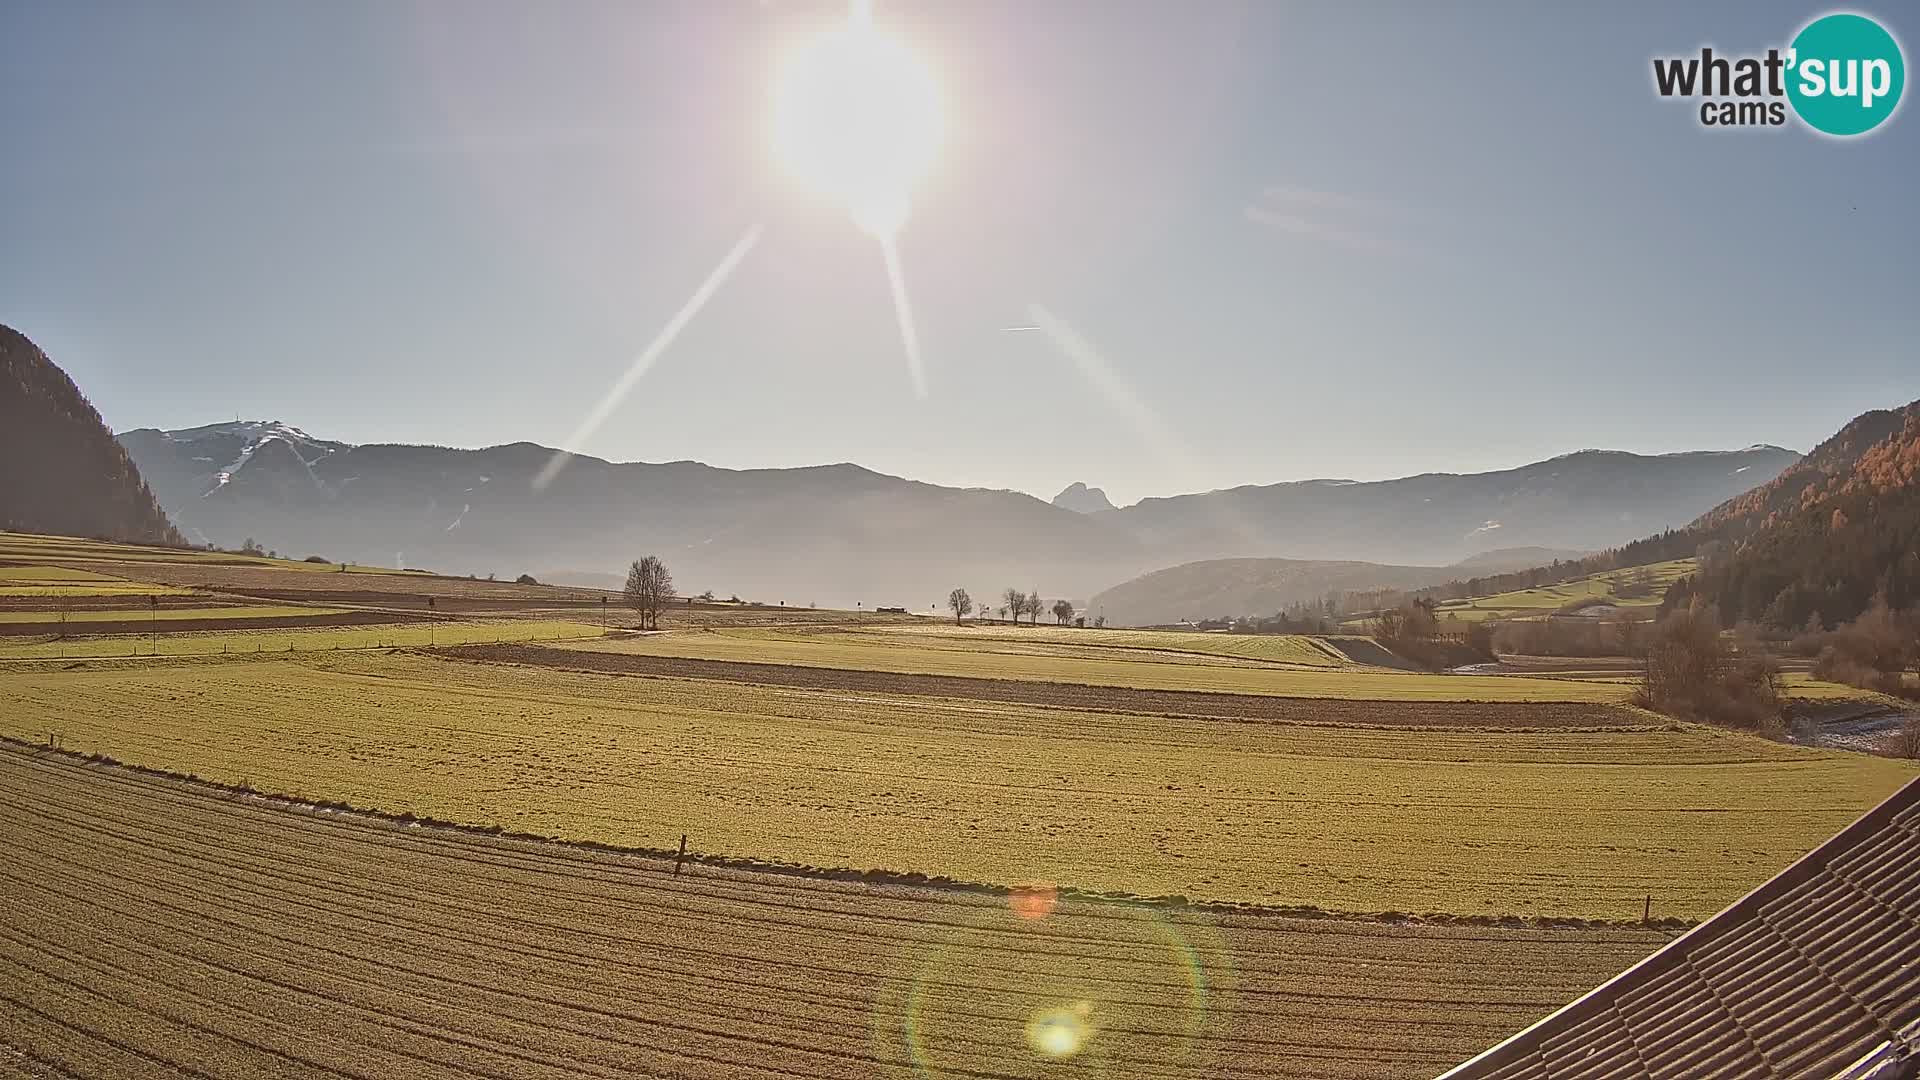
left=3, top=0, right=1916, bottom=506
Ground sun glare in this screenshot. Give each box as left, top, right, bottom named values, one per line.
left=773, top=18, right=942, bottom=237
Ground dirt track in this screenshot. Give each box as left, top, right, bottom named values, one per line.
left=0, top=746, right=1666, bottom=1079
left=441, top=644, right=1651, bottom=729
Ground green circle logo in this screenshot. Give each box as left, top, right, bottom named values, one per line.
left=1787, top=13, right=1906, bottom=136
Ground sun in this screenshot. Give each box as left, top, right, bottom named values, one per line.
left=772, top=14, right=943, bottom=236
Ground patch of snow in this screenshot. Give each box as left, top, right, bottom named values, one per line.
left=1733, top=466, right=1750, bottom=474
left=1467, top=520, right=1503, bottom=537
left=203, top=433, right=281, bottom=495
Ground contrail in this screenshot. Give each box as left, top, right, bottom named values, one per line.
left=535, top=223, right=764, bottom=490
left=878, top=232, right=928, bottom=398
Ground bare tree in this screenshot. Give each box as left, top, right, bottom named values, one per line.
left=1051, top=599, right=1074, bottom=626
left=1003, top=587, right=1025, bottom=626
left=1885, top=716, right=1920, bottom=759
left=947, top=587, right=973, bottom=624
left=997, top=605, right=1009, bottom=622
left=1025, top=589, right=1043, bottom=626
left=624, top=555, right=674, bottom=630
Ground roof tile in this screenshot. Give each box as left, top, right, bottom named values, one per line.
left=1438, top=778, right=1920, bottom=1080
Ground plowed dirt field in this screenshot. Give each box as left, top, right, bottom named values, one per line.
left=0, top=746, right=1669, bottom=1080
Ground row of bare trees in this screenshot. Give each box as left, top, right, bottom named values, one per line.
left=945, top=587, right=1079, bottom=626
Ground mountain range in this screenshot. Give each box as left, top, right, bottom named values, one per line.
left=114, top=418, right=1796, bottom=612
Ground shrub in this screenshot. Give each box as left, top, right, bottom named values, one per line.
left=1464, top=620, right=1495, bottom=659
left=1807, top=599, right=1918, bottom=697
left=1633, top=606, right=1784, bottom=731
left=302, top=554, right=330, bottom=564
left=514, top=573, right=539, bottom=585
left=1882, top=716, right=1920, bottom=759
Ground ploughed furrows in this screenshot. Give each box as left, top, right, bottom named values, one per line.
left=0, top=749, right=1668, bottom=1080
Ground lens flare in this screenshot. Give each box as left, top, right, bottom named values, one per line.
left=882, top=903, right=1229, bottom=1079
left=879, top=231, right=928, bottom=397
left=1025, top=1002, right=1094, bottom=1059
left=772, top=2, right=943, bottom=396
left=534, top=224, right=763, bottom=491
left=1009, top=883, right=1058, bottom=920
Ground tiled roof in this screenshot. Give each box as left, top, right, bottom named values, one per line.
left=1439, top=777, right=1920, bottom=1080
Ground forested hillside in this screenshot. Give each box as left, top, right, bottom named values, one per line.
left=1412, top=399, right=1920, bottom=634
left=1676, top=402, right=1920, bottom=628
left=0, top=324, right=181, bottom=545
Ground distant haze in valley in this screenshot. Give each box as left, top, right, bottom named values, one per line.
left=118, top=418, right=1796, bottom=618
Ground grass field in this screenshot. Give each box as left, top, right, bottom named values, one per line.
left=0, top=619, right=602, bottom=659
left=3, top=650, right=1908, bottom=920
left=0, top=530, right=593, bottom=602
left=0, top=604, right=348, bottom=624
left=0, top=561, right=192, bottom=598
left=563, top=626, right=1639, bottom=702
left=894, top=623, right=1357, bottom=666
left=1430, top=559, right=1697, bottom=623
left=0, top=748, right=1671, bottom=1080
left=3, top=528, right=1908, bottom=1076
left=0, top=530, right=393, bottom=573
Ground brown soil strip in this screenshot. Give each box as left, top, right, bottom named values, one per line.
left=439, top=644, right=1650, bottom=730
left=218, top=590, right=615, bottom=611
left=0, top=610, right=423, bottom=638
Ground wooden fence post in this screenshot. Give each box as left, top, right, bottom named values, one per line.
left=675, top=834, right=688, bottom=876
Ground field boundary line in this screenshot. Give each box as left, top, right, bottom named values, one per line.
left=0, top=739, right=1694, bottom=931
left=13, top=745, right=1671, bottom=957
left=426, top=644, right=1658, bottom=729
